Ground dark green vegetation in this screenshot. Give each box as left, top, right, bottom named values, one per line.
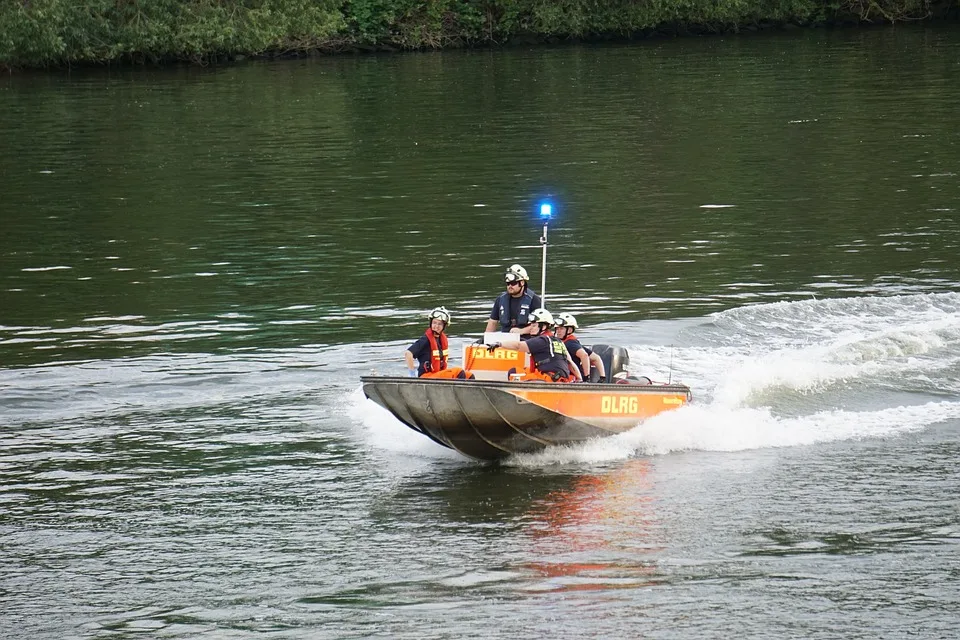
left=0, top=0, right=956, bottom=68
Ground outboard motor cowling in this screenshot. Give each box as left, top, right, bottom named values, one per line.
left=588, top=344, right=629, bottom=383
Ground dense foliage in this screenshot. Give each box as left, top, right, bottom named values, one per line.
left=0, top=0, right=954, bottom=68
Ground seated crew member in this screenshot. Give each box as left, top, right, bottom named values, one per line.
left=405, top=307, right=474, bottom=379
left=488, top=308, right=582, bottom=383
left=483, top=264, right=542, bottom=335
left=555, top=312, right=606, bottom=383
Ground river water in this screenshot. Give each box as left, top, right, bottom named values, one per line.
left=2, top=24, right=959, bottom=638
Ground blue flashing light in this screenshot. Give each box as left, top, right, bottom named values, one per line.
left=539, top=203, right=553, bottom=219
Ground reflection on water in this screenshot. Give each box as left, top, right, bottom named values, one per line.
left=520, top=460, right=663, bottom=593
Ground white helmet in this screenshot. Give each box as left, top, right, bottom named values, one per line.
left=505, top=264, right=529, bottom=283
left=556, top=312, right=579, bottom=329
left=528, top=308, right=554, bottom=327
left=428, top=306, right=450, bottom=326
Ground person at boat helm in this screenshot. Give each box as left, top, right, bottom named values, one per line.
left=405, top=307, right=475, bottom=379
left=483, top=264, right=542, bottom=335
left=487, top=308, right=582, bottom=383
left=555, top=312, right=606, bottom=383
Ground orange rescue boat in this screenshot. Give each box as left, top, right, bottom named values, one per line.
left=362, top=342, right=692, bottom=461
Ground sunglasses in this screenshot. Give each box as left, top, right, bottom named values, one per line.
left=505, top=280, right=521, bottom=287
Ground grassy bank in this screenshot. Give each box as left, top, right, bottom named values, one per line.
left=1, top=0, right=955, bottom=69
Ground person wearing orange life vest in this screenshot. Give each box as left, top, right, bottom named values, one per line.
left=405, top=307, right=475, bottom=380
left=487, top=308, right=582, bottom=383
left=555, top=312, right=606, bottom=383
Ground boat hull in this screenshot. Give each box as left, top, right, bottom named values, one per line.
left=361, top=376, right=692, bottom=461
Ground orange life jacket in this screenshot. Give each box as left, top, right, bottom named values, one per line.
left=523, top=370, right=576, bottom=383
left=424, top=330, right=448, bottom=373
left=422, top=367, right=474, bottom=380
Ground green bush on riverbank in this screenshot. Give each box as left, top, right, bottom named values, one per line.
left=0, top=0, right=954, bottom=68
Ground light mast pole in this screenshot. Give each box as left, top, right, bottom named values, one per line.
left=538, top=203, right=552, bottom=307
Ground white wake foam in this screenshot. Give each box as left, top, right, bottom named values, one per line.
left=505, top=399, right=960, bottom=467
left=345, top=386, right=462, bottom=460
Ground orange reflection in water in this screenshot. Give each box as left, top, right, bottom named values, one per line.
left=519, top=459, right=664, bottom=593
